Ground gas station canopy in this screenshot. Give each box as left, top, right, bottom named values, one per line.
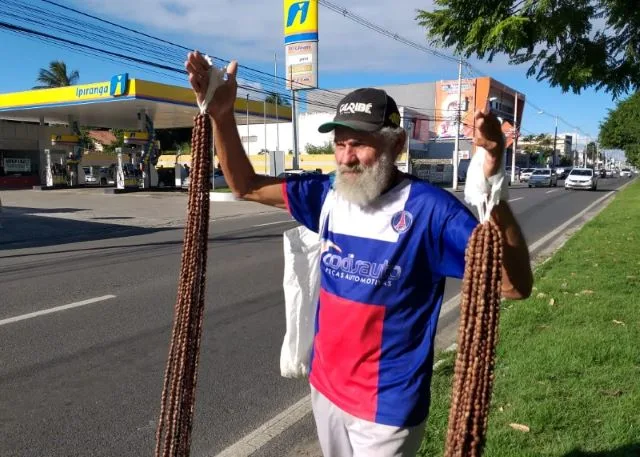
left=0, top=73, right=292, bottom=129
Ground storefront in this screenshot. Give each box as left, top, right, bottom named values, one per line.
left=0, top=151, right=41, bottom=189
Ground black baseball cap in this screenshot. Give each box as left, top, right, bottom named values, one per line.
left=318, top=88, right=402, bottom=133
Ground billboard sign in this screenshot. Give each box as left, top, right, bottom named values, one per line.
left=284, top=0, right=318, bottom=90
left=3, top=157, right=31, bottom=173
left=285, top=36, right=318, bottom=90
left=435, top=79, right=476, bottom=139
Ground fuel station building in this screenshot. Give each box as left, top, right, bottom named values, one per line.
left=0, top=73, right=292, bottom=189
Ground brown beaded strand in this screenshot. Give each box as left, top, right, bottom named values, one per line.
left=444, top=219, right=503, bottom=457
left=155, top=113, right=212, bottom=457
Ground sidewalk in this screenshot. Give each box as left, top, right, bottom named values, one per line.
left=0, top=188, right=283, bottom=229
left=444, top=182, right=529, bottom=192
left=419, top=180, right=640, bottom=456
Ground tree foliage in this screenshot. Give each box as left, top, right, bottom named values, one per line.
left=305, top=141, right=333, bottom=155
left=103, top=129, right=125, bottom=154
left=416, top=0, right=640, bottom=97
left=155, top=128, right=192, bottom=151
left=34, top=60, right=79, bottom=88
left=599, top=92, right=640, bottom=166
left=265, top=92, right=291, bottom=106
left=586, top=141, right=598, bottom=163
left=521, top=133, right=553, bottom=156
left=78, top=127, right=94, bottom=150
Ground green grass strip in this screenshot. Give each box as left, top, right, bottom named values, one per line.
left=419, top=181, right=640, bottom=457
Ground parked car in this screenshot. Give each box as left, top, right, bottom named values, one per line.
left=620, top=168, right=633, bottom=178
left=83, top=166, right=112, bottom=186
left=458, top=159, right=471, bottom=184
left=181, top=169, right=227, bottom=189
left=565, top=167, right=598, bottom=191
left=520, top=168, right=535, bottom=182
left=277, top=169, right=322, bottom=178
left=554, top=167, right=570, bottom=180
left=528, top=168, right=558, bottom=187
left=505, top=166, right=521, bottom=181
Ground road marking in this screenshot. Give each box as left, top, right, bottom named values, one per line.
left=508, top=197, right=524, bottom=203
left=0, top=295, right=117, bottom=327
left=253, top=220, right=295, bottom=227
left=546, top=189, right=559, bottom=194
left=213, top=395, right=312, bottom=457
left=441, top=188, right=619, bottom=317
left=525, top=190, right=616, bottom=252
left=212, top=187, right=623, bottom=457
left=213, top=349, right=453, bottom=457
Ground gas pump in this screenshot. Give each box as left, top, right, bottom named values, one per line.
left=44, top=149, right=54, bottom=187
left=115, top=147, right=141, bottom=190
left=123, top=111, right=158, bottom=189
left=50, top=134, right=84, bottom=187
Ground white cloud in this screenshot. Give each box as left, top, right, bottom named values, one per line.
left=236, top=79, right=266, bottom=100
left=74, top=0, right=474, bottom=76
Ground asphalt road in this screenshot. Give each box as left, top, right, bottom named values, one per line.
left=0, top=177, right=632, bottom=457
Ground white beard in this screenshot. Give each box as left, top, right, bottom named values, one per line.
left=334, top=151, right=396, bottom=207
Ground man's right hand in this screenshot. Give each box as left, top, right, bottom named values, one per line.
left=185, top=52, right=238, bottom=121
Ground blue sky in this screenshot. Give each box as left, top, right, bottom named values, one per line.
left=0, top=0, right=621, bottom=144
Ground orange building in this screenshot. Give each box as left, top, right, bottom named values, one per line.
left=435, top=77, right=525, bottom=150
left=334, top=77, right=525, bottom=163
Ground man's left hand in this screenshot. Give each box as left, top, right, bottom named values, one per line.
left=473, top=108, right=505, bottom=179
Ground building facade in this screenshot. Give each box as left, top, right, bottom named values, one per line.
left=238, top=77, right=526, bottom=180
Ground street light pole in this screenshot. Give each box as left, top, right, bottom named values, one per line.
left=274, top=52, right=280, bottom=155
left=512, top=92, right=518, bottom=183
left=452, top=57, right=463, bottom=191
left=246, top=93, right=250, bottom=155
left=553, top=115, right=558, bottom=167
left=290, top=65, right=300, bottom=170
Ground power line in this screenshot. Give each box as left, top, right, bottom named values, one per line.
left=319, top=0, right=584, bottom=135
left=2, top=0, right=584, bottom=135
left=0, top=1, right=346, bottom=113
left=0, top=0, right=486, bottom=120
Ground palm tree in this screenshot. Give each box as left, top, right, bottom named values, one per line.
left=265, top=91, right=290, bottom=106
left=33, top=61, right=80, bottom=89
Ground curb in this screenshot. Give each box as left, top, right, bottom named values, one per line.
left=437, top=179, right=634, bottom=350
left=210, top=192, right=243, bottom=202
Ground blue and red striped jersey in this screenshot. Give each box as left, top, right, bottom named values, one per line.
left=283, top=173, right=478, bottom=427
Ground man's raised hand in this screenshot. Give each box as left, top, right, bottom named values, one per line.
left=185, top=51, right=238, bottom=121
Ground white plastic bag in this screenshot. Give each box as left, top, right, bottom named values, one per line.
left=464, top=147, right=509, bottom=222
left=280, top=225, right=323, bottom=378
left=280, top=195, right=333, bottom=378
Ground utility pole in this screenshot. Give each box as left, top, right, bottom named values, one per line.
left=452, top=57, right=463, bottom=191
left=246, top=93, right=250, bottom=155
left=290, top=65, right=300, bottom=170
left=512, top=92, right=518, bottom=183
left=264, top=97, right=267, bottom=174
left=552, top=115, right=558, bottom=167
left=274, top=52, right=280, bottom=155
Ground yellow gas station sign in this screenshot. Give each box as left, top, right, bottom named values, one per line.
left=123, top=131, right=150, bottom=144
left=284, top=0, right=318, bottom=44
left=51, top=134, right=80, bottom=145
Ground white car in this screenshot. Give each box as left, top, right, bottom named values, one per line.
left=520, top=168, right=535, bottom=182
left=620, top=168, right=633, bottom=178
left=528, top=168, right=558, bottom=187
left=565, top=168, right=598, bottom=191
left=181, top=170, right=227, bottom=189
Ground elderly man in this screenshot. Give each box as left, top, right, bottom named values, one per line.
left=186, top=52, right=532, bottom=457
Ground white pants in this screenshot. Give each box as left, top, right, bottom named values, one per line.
left=311, top=386, right=426, bottom=457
